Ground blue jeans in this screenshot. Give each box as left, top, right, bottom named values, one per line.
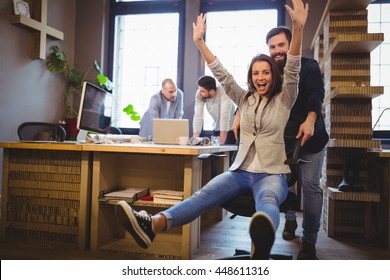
left=162, top=170, right=288, bottom=232
left=284, top=148, right=325, bottom=245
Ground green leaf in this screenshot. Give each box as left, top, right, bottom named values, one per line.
left=68, top=68, right=81, bottom=86
left=123, top=104, right=140, bottom=121
left=123, top=104, right=135, bottom=114
left=130, top=113, right=141, bottom=121
left=46, top=45, right=67, bottom=73
left=97, top=73, right=114, bottom=92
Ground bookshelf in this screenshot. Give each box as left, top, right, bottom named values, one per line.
left=87, top=144, right=233, bottom=259
left=310, top=0, right=373, bottom=52
left=0, top=146, right=91, bottom=250
left=313, top=0, right=385, bottom=242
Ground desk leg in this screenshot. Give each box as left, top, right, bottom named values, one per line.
left=181, top=155, right=202, bottom=259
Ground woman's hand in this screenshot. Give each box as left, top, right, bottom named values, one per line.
left=285, top=0, right=309, bottom=29
left=192, top=13, right=217, bottom=64
left=193, top=13, right=207, bottom=43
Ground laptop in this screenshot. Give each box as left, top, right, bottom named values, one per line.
left=152, top=119, right=189, bottom=145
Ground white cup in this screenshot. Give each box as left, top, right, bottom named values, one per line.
left=131, top=135, right=141, bottom=143
left=211, top=136, right=220, bottom=146
left=176, top=136, right=189, bottom=146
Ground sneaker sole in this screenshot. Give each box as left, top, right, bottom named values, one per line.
left=115, top=201, right=152, bottom=249
left=250, top=212, right=275, bottom=260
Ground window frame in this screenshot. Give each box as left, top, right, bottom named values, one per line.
left=369, top=0, right=390, bottom=131
left=106, top=0, right=285, bottom=131
left=198, top=0, right=285, bottom=132
left=107, top=0, right=185, bottom=90
left=200, top=0, right=285, bottom=25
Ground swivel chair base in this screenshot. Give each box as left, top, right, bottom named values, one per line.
left=219, top=249, right=293, bottom=260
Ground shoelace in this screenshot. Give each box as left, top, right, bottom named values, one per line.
left=135, top=210, right=151, bottom=222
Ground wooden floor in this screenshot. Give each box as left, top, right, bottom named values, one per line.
left=1, top=211, right=389, bottom=260
left=194, top=211, right=390, bottom=260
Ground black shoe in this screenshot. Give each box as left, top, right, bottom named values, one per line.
left=282, top=219, right=298, bottom=241
left=115, top=200, right=156, bottom=249
left=297, top=241, right=318, bottom=260
left=249, top=212, right=275, bottom=260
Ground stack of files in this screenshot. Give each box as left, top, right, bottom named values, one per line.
left=152, top=190, right=184, bottom=205
left=99, top=187, right=149, bottom=203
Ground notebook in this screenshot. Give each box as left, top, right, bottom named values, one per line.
left=152, top=118, right=189, bottom=145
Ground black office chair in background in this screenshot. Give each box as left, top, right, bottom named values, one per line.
left=198, top=135, right=306, bottom=260
left=17, top=122, right=66, bottom=142
left=109, top=126, right=123, bottom=134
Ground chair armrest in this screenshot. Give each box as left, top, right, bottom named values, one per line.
left=197, top=153, right=227, bottom=160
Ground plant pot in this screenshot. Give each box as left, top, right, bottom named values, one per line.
left=65, top=118, right=79, bottom=140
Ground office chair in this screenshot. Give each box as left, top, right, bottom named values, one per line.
left=17, top=122, right=66, bottom=142
left=198, top=135, right=306, bottom=260
left=109, top=126, right=123, bottom=134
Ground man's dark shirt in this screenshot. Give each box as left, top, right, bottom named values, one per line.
left=284, top=57, right=329, bottom=155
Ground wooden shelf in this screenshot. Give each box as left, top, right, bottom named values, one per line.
left=320, top=34, right=384, bottom=71
left=98, top=198, right=178, bottom=208
left=328, top=33, right=384, bottom=54
left=10, top=15, right=64, bottom=39
left=321, top=185, right=380, bottom=203
left=325, top=86, right=384, bottom=101
left=327, top=0, right=372, bottom=10
left=311, top=0, right=373, bottom=51
left=99, top=237, right=183, bottom=259
left=10, top=0, right=65, bottom=59
left=328, top=139, right=381, bottom=149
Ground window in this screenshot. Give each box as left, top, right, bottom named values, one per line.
left=368, top=1, right=390, bottom=130
left=108, top=0, right=283, bottom=130
left=200, top=1, right=282, bottom=130
left=108, top=1, right=184, bottom=128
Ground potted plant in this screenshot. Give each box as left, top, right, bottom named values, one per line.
left=46, top=45, right=140, bottom=139
left=46, top=45, right=113, bottom=118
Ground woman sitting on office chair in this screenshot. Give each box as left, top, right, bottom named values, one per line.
left=115, top=0, right=308, bottom=259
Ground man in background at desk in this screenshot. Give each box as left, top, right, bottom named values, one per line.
left=139, top=78, right=184, bottom=138
left=192, top=75, right=236, bottom=145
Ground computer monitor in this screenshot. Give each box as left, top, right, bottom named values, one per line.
left=77, top=81, right=113, bottom=134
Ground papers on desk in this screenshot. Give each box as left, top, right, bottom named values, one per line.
left=85, top=134, right=148, bottom=144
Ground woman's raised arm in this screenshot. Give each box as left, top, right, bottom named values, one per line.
left=285, top=0, right=309, bottom=56
left=193, top=13, right=217, bottom=64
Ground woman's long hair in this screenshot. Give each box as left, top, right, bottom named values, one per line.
left=245, top=54, right=282, bottom=106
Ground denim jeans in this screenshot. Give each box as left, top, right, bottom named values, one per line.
left=284, top=148, right=325, bottom=245
left=162, top=170, right=288, bottom=232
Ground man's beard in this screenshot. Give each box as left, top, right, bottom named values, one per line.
left=272, top=53, right=287, bottom=75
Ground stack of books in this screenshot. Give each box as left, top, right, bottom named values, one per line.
left=99, top=187, right=149, bottom=203
left=152, top=190, right=184, bottom=205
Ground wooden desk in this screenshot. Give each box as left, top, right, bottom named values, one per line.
left=0, top=141, right=235, bottom=259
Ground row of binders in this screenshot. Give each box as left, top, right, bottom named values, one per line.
left=99, top=187, right=184, bottom=205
